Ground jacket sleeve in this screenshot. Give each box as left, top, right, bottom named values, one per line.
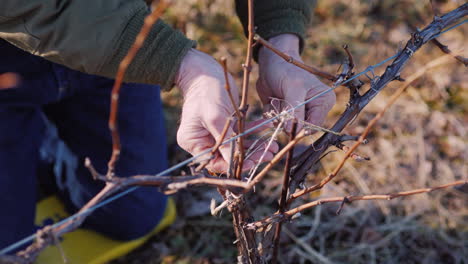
left=0, top=0, right=196, bottom=90
left=235, top=0, right=313, bottom=60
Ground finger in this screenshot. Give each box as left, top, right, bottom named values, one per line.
left=178, top=134, right=230, bottom=174
left=247, top=149, right=275, bottom=164
left=244, top=138, right=279, bottom=154
left=177, top=115, right=213, bottom=160
left=242, top=159, right=256, bottom=172
left=233, top=118, right=274, bottom=135
left=256, top=76, right=273, bottom=105
left=284, top=89, right=306, bottom=132
left=177, top=111, right=230, bottom=173
left=305, top=86, right=336, bottom=128
left=208, top=153, right=230, bottom=173
left=305, top=104, right=328, bottom=129
left=207, top=118, right=277, bottom=173
left=203, top=111, right=237, bottom=168
left=211, top=154, right=257, bottom=173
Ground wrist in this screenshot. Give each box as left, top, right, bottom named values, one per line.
left=175, top=48, right=216, bottom=97
left=175, top=48, right=229, bottom=100
left=175, top=48, right=196, bottom=96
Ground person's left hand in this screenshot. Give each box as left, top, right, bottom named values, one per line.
left=257, top=34, right=336, bottom=131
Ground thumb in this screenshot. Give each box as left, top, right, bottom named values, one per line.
left=203, top=113, right=246, bottom=172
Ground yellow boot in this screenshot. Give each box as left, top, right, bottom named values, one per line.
left=34, top=195, right=176, bottom=264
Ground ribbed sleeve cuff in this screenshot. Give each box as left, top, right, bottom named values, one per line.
left=236, top=0, right=312, bottom=61
left=253, top=10, right=308, bottom=61
left=103, top=6, right=196, bottom=91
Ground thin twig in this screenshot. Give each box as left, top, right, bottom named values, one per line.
left=343, top=44, right=355, bottom=70
left=271, top=120, right=297, bottom=264
left=247, top=180, right=467, bottom=229
left=227, top=140, right=237, bottom=179
left=245, top=130, right=306, bottom=191
left=430, top=0, right=441, bottom=17
left=283, top=227, right=333, bottom=264
left=88, top=158, right=249, bottom=192
left=219, top=57, right=243, bottom=177
left=220, top=57, right=242, bottom=119
left=235, top=0, right=255, bottom=180
left=245, top=130, right=275, bottom=161
left=107, top=1, right=169, bottom=177
left=196, top=117, right=233, bottom=172
left=254, top=35, right=336, bottom=81
left=230, top=1, right=264, bottom=262
left=97, top=173, right=249, bottom=193
left=247, top=118, right=284, bottom=183
left=52, top=233, right=67, bottom=264
left=255, top=34, right=364, bottom=104
left=431, top=38, right=468, bottom=66
left=299, top=119, right=342, bottom=135
left=334, top=143, right=370, bottom=162
left=211, top=200, right=229, bottom=216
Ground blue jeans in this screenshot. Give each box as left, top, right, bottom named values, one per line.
left=0, top=39, right=168, bottom=250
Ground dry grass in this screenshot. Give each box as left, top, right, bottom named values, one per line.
left=114, top=0, right=467, bottom=263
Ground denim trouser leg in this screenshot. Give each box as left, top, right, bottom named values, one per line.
left=0, top=39, right=168, bottom=249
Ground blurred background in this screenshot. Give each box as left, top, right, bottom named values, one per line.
left=115, top=0, right=467, bottom=263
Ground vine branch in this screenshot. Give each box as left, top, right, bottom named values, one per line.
left=289, top=54, right=454, bottom=202
left=107, top=1, right=169, bottom=177
left=246, top=180, right=467, bottom=230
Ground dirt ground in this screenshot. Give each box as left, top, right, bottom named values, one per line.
left=113, top=0, right=467, bottom=263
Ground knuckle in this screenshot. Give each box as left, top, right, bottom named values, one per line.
left=284, top=73, right=307, bottom=88
left=203, top=110, right=227, bottom=126
left=311, top=83, right=336, bottom=110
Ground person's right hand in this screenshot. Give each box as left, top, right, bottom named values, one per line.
left=175, top=49, right=277, bottom=173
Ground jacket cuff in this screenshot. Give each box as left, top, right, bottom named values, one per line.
left=236, top=0, right=312, bottom=61
left=102, top=6, right=196, bottom=91
left=253, top=11, right=308, bottom=61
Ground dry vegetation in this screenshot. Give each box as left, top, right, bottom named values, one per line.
left=116, top=0, right=466, bottom=263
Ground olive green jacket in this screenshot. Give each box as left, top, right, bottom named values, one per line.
left=0, top=0, right=312, bottom=90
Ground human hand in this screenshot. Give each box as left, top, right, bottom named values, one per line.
left=175, top=49, right=277, bottom=173
left=257, top=34, right=336, bottom=131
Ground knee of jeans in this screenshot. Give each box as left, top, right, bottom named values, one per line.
left=92, top=190, right=168, bottom=241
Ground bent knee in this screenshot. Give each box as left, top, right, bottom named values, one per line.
left=85, top=189, right=168, bottom=241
